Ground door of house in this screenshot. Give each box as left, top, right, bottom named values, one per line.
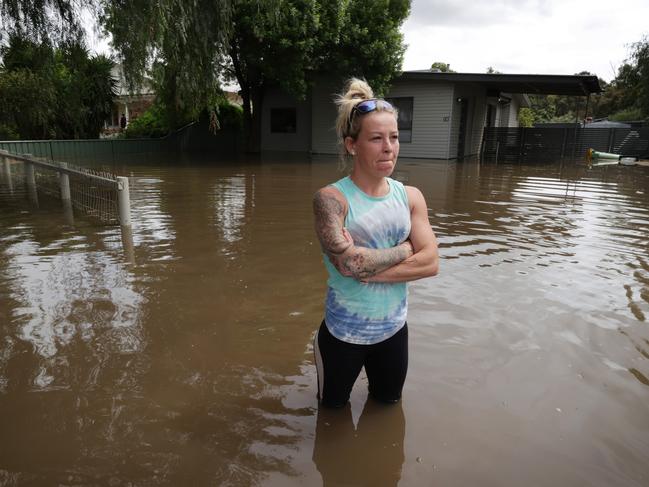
left=457, top=99, right=469, bottom=160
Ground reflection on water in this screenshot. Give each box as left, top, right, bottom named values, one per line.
left=129, top=175, right=176, bottom=258
left=211, top=175, right=251, bottom=245
left=1, top=225, right=144, bottom=393
left=313, top=399, right=405, bottom=486
left=1, top=156, right=649, bottom=485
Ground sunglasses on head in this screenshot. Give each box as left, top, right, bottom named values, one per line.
left=349, top=98, right=394, bottom=124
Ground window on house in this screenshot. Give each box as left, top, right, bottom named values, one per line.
left=270, top=108, right=297, bottom=133
left=386, top=97, right=413, bottom=142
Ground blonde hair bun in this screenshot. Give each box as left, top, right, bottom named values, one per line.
left=334, top=78, right=373, bottom=143
left=341, top=78, right=374, bottom=102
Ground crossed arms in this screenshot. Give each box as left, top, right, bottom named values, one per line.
left=313, top=185, right=439, bottom=283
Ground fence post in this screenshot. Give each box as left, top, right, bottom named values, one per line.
left=495, top=141, right=500, bottom=164
left=117, top=176, right=134, bottom=263
left=117, top=176, right=131, bottom=227
left=24, top=154, right=39, bottom=206
left=1, top=150, right=13, bottom=193
left=59, top=164, right=71, bottom=201
left=59, top=162, right=74, bottom=225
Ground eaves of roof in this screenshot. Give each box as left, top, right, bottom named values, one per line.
left=398, top=71, right=601, bottom=96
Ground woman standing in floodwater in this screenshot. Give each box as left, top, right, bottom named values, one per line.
left=312, top=78, right=439, bottom=408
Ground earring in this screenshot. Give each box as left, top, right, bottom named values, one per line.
left=350, top=150, right=356, bottom=155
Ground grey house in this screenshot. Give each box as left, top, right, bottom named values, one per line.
left=260, top=71, right=601, bottom=160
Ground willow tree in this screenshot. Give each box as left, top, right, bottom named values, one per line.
left=0, top=0, right=96, bottom=42
left=102, top=0, right=233, bottom=129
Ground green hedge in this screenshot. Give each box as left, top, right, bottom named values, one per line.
left=125, top=101, right=243, bottom=138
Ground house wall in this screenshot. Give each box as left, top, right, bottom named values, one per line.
left=386, top=80, right=454, bottom=159
left=260, top=86, right=311, bottom=152
left=271, top=77, right=510, bottom=159
left=310, top=79, right=456, bottom=159
left=311, top=79, right=340, bottom=155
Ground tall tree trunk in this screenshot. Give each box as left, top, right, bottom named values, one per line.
left=230, top=43, right=260, bottom=153
left=240, top=84, right=253, bottom=152
left=248, top=83, right=264, bottom=153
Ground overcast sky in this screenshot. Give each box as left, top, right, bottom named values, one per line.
left=402, top=0, right=649, bottom=81
left=86, top=0, right=649, bottom=84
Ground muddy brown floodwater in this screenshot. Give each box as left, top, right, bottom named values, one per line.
left=1, top=153, right=648, bottom=486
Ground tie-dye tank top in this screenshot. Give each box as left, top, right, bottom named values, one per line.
left=323, top=176, right=411, bottom=345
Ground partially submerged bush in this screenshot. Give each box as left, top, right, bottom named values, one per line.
left=216, top=102, right=243, bottom=131
left=123, top=104, right=169, bottom=138
left=198, top=101, right=244, bottom=133
left=125, top=100, right=243, bottom=139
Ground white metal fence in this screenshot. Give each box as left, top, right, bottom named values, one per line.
left=0, top=149, right=131, bottom=227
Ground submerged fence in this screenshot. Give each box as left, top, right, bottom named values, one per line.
left=481, top=127, right=649, bottom=163
left=0, top=137, right=173, bottom=165
left=0, top=124, right=241, bottom=166
left=0, top=149, right=130, bottom=227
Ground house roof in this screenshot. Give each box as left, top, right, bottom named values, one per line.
left=399, top=71, right=601, bottom=96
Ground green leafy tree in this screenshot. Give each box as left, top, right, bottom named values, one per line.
left=0, top=34, right=57, bottom=138
left=608, top=107, right=644, bottom=121
left=0, top=34, right=116, bottom=139
left=54, top=42, right=116, bottom=138
left=586, top=39, right=649, bottom=122
left=0, top=68, right=57, bottom=138
left=430, top=61, right=454, bottom=72
left=319, top=0, right=410, bottom=96
left=613, top=36, right=649, bottom=120
left=518, top=107, right=534, bottom=127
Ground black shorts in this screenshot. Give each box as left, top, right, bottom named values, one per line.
left=313, top=321, right=408, bottom=408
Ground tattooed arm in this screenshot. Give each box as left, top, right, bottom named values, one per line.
left=313, top=186, right=413, bottom=280
left=364, top=186, right=439, bottom=283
